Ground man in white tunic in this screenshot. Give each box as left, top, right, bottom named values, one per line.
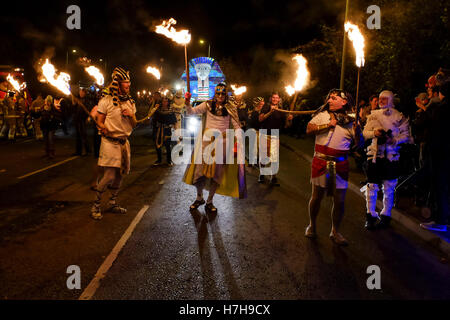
left=91, top=67, right=137, bottom=220
left=305, top=89, right=363, bottom=245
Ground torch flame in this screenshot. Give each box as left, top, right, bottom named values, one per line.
left=345, top=22, right=365, bottom=67
left=85, top=66, right=104, bottom=86
left=285, top=54, right=310, bottom=96
left=155, top=18, right=191, bottom=45
left=146, top=66, right=161, bottom=80
left=7, top=74, right=26, bottom=92
left=41, top=59, right=71, bottom=96
left=231, top=85, right=247, bottom=96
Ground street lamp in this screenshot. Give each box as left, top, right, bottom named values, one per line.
left=66, top=49, right=78, bottom=70
left=199, top=39, right=211, bottom=57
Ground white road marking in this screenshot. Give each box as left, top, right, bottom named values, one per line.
left=79, top=205, right=150, bottom=300
left=17, top=156, right=79, bottom=179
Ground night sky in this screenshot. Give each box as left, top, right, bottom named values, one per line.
left=0, top=0, right=354, bottom=96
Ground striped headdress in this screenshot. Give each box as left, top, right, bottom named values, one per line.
left=104, top=67, right=131, bottom=107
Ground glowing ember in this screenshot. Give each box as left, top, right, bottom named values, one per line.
left=285, top=54, right=310, bottom=96
left=146, top=66, right=161, bottom=80
left=345, top=22, right=365, bottom=67
left=7, top=74, right=26, bottom=92
left=155, top=18, right=191, bottom=45
left=231, top=85, right=247, bottom=96
left=41, top=59, right=71, bottom=95
left=85, top=66, right=104, bottom=86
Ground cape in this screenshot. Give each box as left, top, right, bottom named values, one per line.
left=182, top=101, right=247, bottom=199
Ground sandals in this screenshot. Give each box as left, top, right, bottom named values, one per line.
left=205, top=202, right=217, bottom=213
left=108, top=205, right=127, bottom=214
left=190, top=199, right=205, bottom=210
left=90, top=207, right=103, bottom=220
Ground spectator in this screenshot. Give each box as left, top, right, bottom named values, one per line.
left=359, top=94, right=379, bottom=129
left=420, top=81, right=450, bottom=232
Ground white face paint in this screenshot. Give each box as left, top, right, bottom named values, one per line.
left=378, top=91, right=394, bottom=109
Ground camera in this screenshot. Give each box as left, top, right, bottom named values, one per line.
left=377, top=129, right=393, bottom=145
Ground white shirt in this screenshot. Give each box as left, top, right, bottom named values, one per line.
left=187, top=101, right=240, bottom=132
left=309, top=111, right=355, bottom=151
left=97, top=95, right=136, bottom=138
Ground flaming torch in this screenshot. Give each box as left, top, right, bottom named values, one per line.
left=155, top=18, right=191, bottom=93
left=345, top=22, right=365, bottom=123
left=7, top=74, right=26, bottom=92
left=85, top=66, right=104, bottom=86
left=41, top=59, right=98, bottom=125
left=231, top=85, right=247, bottom=96
left=146, top=66, right=161, bottom=80
left=283, top=54, right=311, bottom=118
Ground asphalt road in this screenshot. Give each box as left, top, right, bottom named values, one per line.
left=0, top=126, right=449, bottom=300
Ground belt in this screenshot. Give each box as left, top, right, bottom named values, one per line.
left=103, top=135, right=127, bottom=145
left=314, top=152, right=347, bottom=162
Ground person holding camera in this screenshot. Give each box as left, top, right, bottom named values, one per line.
left=361, top=90, right=412, bottom=230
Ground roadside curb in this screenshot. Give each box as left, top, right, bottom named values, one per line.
left=281, top=140, right=450, bottom=258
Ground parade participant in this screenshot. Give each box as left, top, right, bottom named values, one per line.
left=183, top=83, right=246, bottom=213
left=152, top=96, right=177, bottom=166
left=231, top=93, right=248, bottom=130
left=172, top=89, right=185, bottom=132
left=258, top=92, right=293, bottom=186
left=0, top=90, right=18, bottom=140
left=90, top=67, right=137, bottom=220
left=305, top=89, right=362, bottom=245
left=248, top=97, right=264, bottom=172
left=361, top=90, right=412, bottom=230
left=0, top=81, right=6, bottom=132
left=15, top=92, right=28, bottom=138
left=71, top=85, right=92, bottom=156
left=30, top=93, right=44, bottom=140
left=40, top=95, right=62, bottom=159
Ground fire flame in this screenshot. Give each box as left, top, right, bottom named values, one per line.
left=41, top=59, right=71, bottom=96
left=155, top=18, right=191, bottom=45
left=345, top=22, right=365, bottom=67
left=7, top=74, right=26, bottom=92
left=231, top=85, right=247, bottom=96
left=146, top=66, right=161, bottom=80
left=285, top=54, right=309, bottom=96
left=85, top=66, right=104, bottom=86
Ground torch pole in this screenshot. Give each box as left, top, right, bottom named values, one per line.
left=355, top=67, right=361, bottom=125
left=286, top=91, right=299, bottom=127
left=289, top=92, right=299, bottom=111
left=71, top=94, right=99, bottom=127
left=184, top=45, right=190, bottom=94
